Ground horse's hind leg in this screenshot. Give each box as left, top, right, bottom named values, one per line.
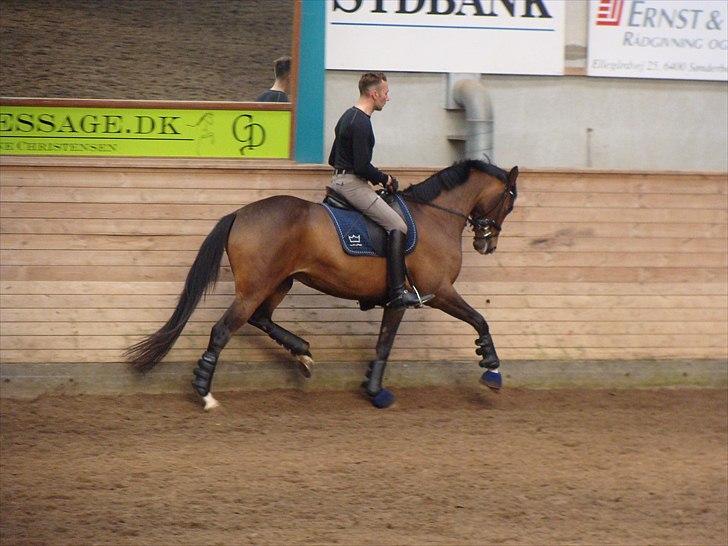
left=248, top=278, right=314, bottom=378
left=192, top=296, right=250, bottom=410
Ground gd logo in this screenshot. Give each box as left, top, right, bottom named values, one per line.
left=232, top=114, right=266, bottom=155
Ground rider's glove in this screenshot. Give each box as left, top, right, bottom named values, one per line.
left=386, top=176, right=399, bottom=194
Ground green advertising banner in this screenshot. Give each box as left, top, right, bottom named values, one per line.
left=0, top=105, right=291, bottom=158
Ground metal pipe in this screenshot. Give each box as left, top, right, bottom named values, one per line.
left=452, top=78, right=494, bottom=161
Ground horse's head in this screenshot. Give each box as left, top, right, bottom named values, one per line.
left=471, top=166, right=518, bottom=255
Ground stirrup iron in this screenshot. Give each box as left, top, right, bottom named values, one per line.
left=409, top=284, right=434, bottom=308
left=386, top=284, right=434, bottom=309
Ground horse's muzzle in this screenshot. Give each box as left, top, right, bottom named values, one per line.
left=473, top=236, right=496, bottom=255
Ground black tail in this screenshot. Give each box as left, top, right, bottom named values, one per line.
left=125, top=212, right=237, bottom=371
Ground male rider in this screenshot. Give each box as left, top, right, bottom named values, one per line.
left=328, top=72, right=433, bottom=309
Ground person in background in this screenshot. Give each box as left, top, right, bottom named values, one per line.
left=256, top=56, right=290, bottom=102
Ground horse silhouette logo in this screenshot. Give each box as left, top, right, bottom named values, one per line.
left=188, top=113, right=215, bottom=155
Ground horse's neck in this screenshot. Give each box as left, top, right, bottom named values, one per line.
left=431, top=177, right=482, bottom=227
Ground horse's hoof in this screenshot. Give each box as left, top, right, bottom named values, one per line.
left=371, top=388, right=396, bottom=409
left=480, top=370, right=502, bottom=391
left=203, top=393, right=220, bottom=411
left=296, top=355, right=314, bottom=378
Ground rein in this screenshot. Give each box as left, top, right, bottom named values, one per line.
left=400, top=194, right=470, bottom=223
left=400, top=180, right=513, bottom=234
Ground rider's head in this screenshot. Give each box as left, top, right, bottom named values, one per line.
left=359, top=72, right=389, bottom=112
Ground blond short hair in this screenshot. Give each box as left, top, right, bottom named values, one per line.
left=358, top=72, right=387, bottom=95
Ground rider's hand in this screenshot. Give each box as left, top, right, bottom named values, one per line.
left=385, top=175, right=399, bottom=194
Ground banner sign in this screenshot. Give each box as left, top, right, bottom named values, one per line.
left=0, top=105, right=291, bottom=158
left=588, top=0, right=728, bottom=81
left=326, top=0, right=565, bottom=75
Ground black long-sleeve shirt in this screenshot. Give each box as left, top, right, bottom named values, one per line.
left=328, top=106, right=387, bottom=185
left=256, top=89, right=289, bottom=102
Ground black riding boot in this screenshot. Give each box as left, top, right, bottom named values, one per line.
left=386, top=229, right=434, bottom=309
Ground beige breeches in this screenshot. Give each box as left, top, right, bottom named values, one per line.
left=328, top=173, right=407, bottom=234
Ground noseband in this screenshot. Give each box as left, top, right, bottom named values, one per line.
left=469, top=216, right=501, bottom=240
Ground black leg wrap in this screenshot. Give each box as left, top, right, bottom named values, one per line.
left=475, top=334, right=500, bottom=370
left=192, top=350, right=218, bottom=396
left=249, top=317, right=311, bottom=357
left=365, top=360, right=386, bottom=397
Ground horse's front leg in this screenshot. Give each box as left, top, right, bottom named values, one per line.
left=427, top=286, right=502, bottom=390
left=363, top=307, right=406, bottom=408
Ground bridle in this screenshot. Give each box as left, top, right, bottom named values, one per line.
left=400, top=179, right=515, bottom=241
left=470, top=182, right=516, bottom=240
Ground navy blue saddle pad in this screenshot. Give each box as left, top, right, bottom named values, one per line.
left=322, top=193, right=417, bottom=257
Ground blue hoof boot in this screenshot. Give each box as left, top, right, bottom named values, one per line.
left=371, top=388, right=396, bottom=409
left=481, top=370, right=502, bottom=391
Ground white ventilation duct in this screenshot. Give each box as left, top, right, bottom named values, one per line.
left=448, top=75, right=494, bottom=162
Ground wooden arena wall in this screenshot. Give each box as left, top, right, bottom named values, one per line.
left=1, top=158, right=726, bottom=368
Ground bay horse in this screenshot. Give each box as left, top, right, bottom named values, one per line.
left=126, top=160, right=518, bottom=410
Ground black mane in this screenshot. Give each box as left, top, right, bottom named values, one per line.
left=402, top=159, right=509, bottom=203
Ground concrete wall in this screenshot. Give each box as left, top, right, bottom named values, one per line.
left=323, top=0, right=728, bottom=172
left=325, top=72, right=728, bottom=171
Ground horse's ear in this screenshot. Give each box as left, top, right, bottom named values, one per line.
left=508, top=166, right=519, bottom=183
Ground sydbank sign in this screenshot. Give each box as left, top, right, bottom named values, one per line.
left=588, top=0, right=728, bottom=81
left=326, top=0, right=565, bottom=75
